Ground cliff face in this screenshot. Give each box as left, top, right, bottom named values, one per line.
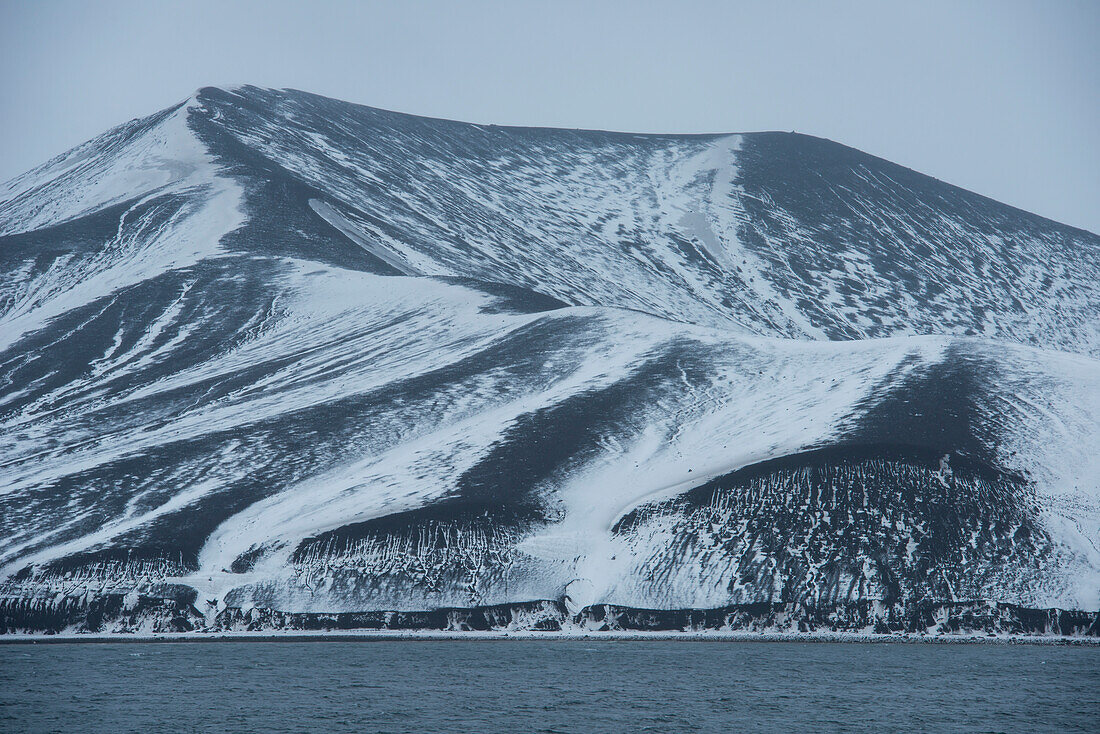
left=1, top=86, right=1098, bottom=635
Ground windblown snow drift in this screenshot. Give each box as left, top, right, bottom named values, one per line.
left=1, top=86, right=1098, bottom=637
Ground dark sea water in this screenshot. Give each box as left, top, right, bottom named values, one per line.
left=1, top=639, right=1097, bottom=733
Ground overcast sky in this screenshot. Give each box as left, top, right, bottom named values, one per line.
left=2, top=0, right=1096, bottom=233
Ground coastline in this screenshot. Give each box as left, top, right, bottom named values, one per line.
left=3, top=629, right=1099, bottom=645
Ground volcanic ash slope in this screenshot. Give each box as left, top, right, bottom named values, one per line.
left=0, top=86, right=1098, bottom=636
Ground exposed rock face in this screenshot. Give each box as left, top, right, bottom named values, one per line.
left=612, top=448, right=1047, bottom=609
left=3, top=597, right=1097, bottom=639
left=1, top=86, right=1098, bottom=635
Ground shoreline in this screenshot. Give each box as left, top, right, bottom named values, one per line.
left=3, top=629, right=1098, bottom=645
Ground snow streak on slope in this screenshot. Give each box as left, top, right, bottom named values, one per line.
left=0, top=98, right=244, bottom=351
left=192, top=86, right=1100, bottom=354
left=0, top=86, right=1098, bottom=635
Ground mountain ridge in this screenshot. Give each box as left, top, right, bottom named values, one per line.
left=7, top=85, right=1097, bottom=237
left=1, top=85, right=1097, bottom=636
left=202, top=82, right=1100, bottom=239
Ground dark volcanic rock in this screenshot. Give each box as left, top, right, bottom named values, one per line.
left=0, top=86, right=1097, bottom=636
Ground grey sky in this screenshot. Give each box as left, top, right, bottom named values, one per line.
left=2, top=0, right=1096, bottom=233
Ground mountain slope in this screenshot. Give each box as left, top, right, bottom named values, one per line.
left=189, top=86, right=1100, bottom=352
left=1, top=86, right=1098, bottom=636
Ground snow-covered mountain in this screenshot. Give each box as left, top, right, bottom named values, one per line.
left=1, top=86, right=1098, bottom=636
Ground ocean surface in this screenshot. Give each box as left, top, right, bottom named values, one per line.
left=2, top=639, right=1097, bottom=733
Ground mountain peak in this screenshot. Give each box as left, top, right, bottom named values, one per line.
left=1, top=85, right=1098, bottom=636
